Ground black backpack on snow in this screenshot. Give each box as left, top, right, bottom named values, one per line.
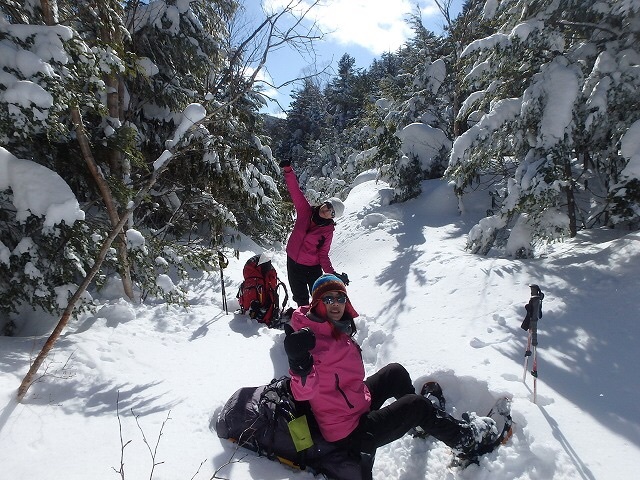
left=214, top=377, right=362, bottom=480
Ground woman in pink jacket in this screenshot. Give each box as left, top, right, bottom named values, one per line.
left=279, top=160, right=348, bottom=306
left=283, top=274, right=499, bottom=480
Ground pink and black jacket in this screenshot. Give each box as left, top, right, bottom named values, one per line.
left=283, top=167, right=336, bottom=273
left=288, top=305, right=371, bottom=442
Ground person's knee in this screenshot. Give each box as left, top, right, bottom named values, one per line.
left=387, top=362, right=409, bottom=377
left=386, top=363, right=413, bottom=393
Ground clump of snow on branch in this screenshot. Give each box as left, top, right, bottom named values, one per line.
left=620, top=120, right=640, bottom=179
left=163, top=103, right=207, bottom=151
left=397, top=123, right=451, bottom=171
left=0, top=147, right=84, bottom=227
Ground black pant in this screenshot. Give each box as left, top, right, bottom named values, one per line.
left=337, top=363, right=465, bottom=478
left=286, top=256, right=322, bottom=306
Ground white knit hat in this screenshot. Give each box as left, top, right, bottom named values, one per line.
left=327, top=197, right=345, bottom=218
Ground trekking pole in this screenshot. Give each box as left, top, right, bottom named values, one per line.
left=522, top=328, right=532, bottom=382
left=218, top=251, right=229, bottom=314
left=520, top=284, right=544, bottom=403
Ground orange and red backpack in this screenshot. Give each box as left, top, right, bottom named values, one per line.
left=237, top=254, right=288, bottom=327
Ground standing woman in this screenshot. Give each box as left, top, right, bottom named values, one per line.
left=279, top=160, right=349, bottom=306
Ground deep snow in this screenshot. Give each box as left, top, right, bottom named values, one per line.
left=1, top=173, right=638, bottom=480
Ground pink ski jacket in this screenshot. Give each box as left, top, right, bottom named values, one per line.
left=289, top=306, right=371, bottom=442
left=283, top=168, right=336, bottom=273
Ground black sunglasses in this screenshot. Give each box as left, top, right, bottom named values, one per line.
left=322, top=294, right=347, bottom=305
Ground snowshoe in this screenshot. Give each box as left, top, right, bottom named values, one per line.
left=486, top=397, right=514, bottom=447
left=451, top=397, right=513, bottom=469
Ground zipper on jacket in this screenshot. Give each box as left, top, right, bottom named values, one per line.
left=334, top=373, right=354, bottom=408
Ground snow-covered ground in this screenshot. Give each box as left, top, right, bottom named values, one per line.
left=1, top=173, right=638, bottom=479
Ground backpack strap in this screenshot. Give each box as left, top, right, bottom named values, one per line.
left=268, top=281, right=290, bottom=329
left=257, top=377, right=309, bottom=469
left=277, top=378, right=309, bottom=470
left=278, top=280, right=289, bottom=310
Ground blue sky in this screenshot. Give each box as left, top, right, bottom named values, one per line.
left=244, top=0, right=464, bottom=115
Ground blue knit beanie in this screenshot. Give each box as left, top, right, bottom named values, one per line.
left=311, top=274, right=347, bottom=304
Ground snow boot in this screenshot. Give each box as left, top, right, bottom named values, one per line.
left=413, top=381, right=446, bottom=438
left=420, top=381, right=446, bottom=410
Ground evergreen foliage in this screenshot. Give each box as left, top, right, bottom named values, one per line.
left=277, top=78, right=328, bottom=167
left=0, top=0, right=290, bottom=319
left=446, top=0, right=640, bottom=255
left=324, top=54, right=368, bottom=131
left=0, top=215, right=98, bottom=317
left=2, top=0, right=640, bottom=323
left=270, top=0, right=638, bottom=255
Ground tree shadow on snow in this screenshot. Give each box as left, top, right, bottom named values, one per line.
left=189, top=312, right=227, bottom=341
left=372, top=194, right=475, bottom=325
left=21, top=376, right=179, bottom=418
left=492, top=239, right=640, bottom=451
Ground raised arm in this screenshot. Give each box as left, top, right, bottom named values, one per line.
left=283, top=166, right=312, bottom=216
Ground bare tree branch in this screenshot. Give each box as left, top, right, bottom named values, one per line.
left=111, top=391, right=133, bottom=480
left=211, top=0, right=326, bottom=114
left=132, top=408, right=171, bottom=479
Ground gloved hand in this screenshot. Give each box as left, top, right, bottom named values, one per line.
left=334, top=272, right=350, bottom=286
left=283, top=324, right=315, bottom=376
left=279, top=159, right=291, bottom=168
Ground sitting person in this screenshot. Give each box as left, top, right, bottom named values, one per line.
left=283, top=274, right=498, bottom=479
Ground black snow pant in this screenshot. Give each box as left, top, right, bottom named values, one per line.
left=287, top=256, right=322, bottom=306
left=335, top=363, right=465, bottom=480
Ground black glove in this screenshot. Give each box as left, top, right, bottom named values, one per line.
left=279, top=159, right=291, bottom=168
left=283, top=324, right=315, bottom=376
left=334, top=272, right=350, bottom=286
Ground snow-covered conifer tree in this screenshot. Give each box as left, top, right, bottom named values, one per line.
left=447, top=0, right=640, bottom=256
